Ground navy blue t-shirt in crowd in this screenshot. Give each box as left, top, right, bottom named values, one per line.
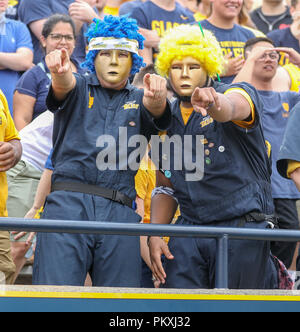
left=119, top=0, right=145, bottom=16
left=267, top=27, right=300, bottom=53
left=18, top=0, right=89, bottom=64
left=130, top=1, right=195, bottom=60
left=200, top=20, right=256, bottom=84
left=15, top=57, right=86, bottom=120
left=259, top=90, right=300, bottom=199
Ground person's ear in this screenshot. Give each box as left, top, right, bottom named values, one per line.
left=40, top=35, right=47, bottom=49
left=245, top=50, right=251, bottom=60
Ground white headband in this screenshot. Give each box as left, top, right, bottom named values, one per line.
left=88, top=37, right=139, bottom=55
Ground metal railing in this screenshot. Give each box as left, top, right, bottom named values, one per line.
left=1, top=217, right=300, bottom=289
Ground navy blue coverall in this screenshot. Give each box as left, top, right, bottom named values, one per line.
left=32, top=72, right=171, bottom=287
left=157, top=81, right=279, bottom=289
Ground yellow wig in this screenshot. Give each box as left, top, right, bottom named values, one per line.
left=155, top=24, right=224, bottom=79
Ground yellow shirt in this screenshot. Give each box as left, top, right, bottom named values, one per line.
left=135, top=156, right=156, bottom=223
left=283, top=63, right=300, bottom=93
left=135, top=154, right=180, bottom=227
left=287, top=160, right=300, bottom=178
left=103, top=5, right=120, bottom=16
left=181, top=106, right=194, bottom=125
left=8, top=0, right=18, bottom=6
left=0, top=90, right=20, bottom=217
left=194, top=12, right=207, bottom=22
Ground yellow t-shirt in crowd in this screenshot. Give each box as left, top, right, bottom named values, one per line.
left=135, top=153, right=181, bottom=221
left=0, top=90, right=20, bottom=217
left=194, top=12, right=207, bottom=22
left=8, top=0, right=18, bottom=6
left=287, top=160, right=300, bottom=178
left=283, top=63, right=300, bottom=93
left=135, top=156, right=156, bottom=223
left=103, top=6, right=119, bottom=16
left=103, top=0, right=130, bottom=15
left=135, top=154, right=180, bottom=245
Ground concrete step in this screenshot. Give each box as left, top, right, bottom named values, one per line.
left=1, top=286, right=300, bottom=312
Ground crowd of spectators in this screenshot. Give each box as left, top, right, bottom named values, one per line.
left=1, top=0, right=300, bottom=289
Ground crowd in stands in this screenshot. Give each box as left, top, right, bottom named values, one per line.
left=1, top=0, right=300, bottom=289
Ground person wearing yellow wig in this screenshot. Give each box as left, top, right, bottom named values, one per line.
left=148, top=24, right=282, bottom=290
left=155, top=25, right=224, bottom=85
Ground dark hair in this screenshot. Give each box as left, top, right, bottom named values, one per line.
left=42, top=14, right=76, bottom=38
left=132, top=64, right=156, bottom=87
left=244, top=37, right=275, bottom=55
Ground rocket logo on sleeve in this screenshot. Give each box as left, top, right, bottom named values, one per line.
left=282, top=103, right=290, bottom=118
left=88, top=91, right=94, bottom=109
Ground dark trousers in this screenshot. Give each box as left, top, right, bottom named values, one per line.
left=271, top=199, right=300, bottom=269
left=141, top=260, right=154, bottom=288
left=33, top=191, right=142, bottom=287
left=163, top=217, right=278, bottom=290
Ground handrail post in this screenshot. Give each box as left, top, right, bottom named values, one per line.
left=215, top=234, right=229, bottom=289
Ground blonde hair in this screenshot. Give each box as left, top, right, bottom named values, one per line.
left=155, top=24, right=224, bottom=79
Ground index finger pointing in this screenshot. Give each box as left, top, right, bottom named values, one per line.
left=191, top=87, right=201, bottom=101
left=61, top=48, right=68, bottom=56
left=211, top=89, right=221, bottom=110
left=143, top=73, right=151, bottom=87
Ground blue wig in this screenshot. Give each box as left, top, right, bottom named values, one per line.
left=82, top=15, right=145, bottom=75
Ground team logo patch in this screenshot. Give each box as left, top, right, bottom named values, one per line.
left=200, top=116, right=214, bottom=128
left=123, top=101, right=139, bottom=111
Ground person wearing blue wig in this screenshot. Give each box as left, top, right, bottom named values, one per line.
left=32, top=15, right=172, bottom=287
left=82, top=15, right=146, bottom=75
